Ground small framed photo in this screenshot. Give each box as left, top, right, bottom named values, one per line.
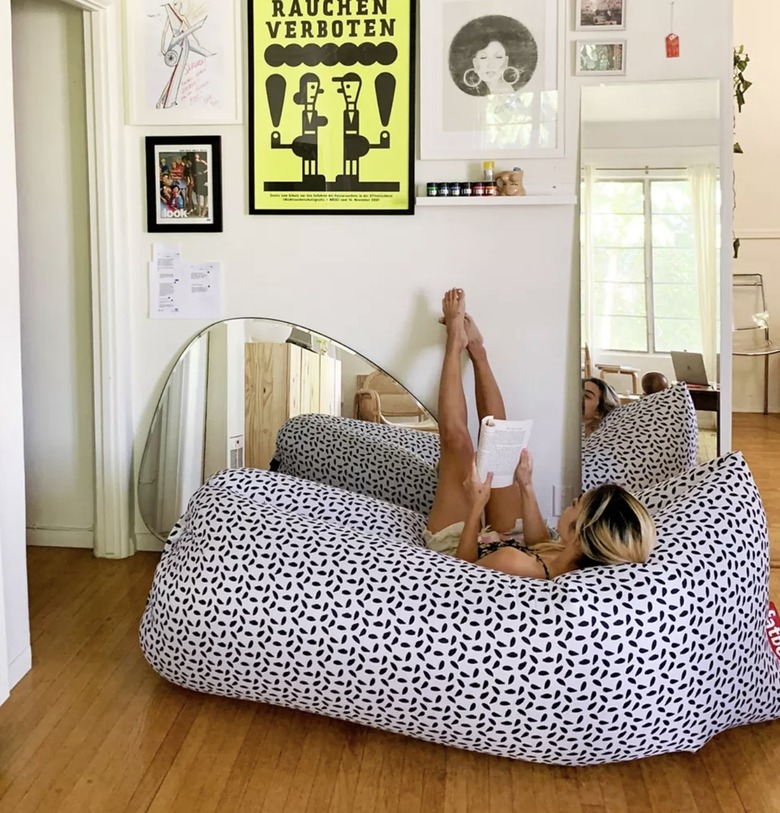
left=575, top=0, right=626, bottom=30
left=145, top=136, right=223, bottom=233
left=575, top=40, right=626, bottom=75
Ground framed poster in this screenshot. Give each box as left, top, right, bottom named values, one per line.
left=420, top=0, right=563, bottom=160
left=145, top=136, right=223, bottom=232
left=248, top=0, right=415, bottom=214
left=125, top=1, right=242, bottom=125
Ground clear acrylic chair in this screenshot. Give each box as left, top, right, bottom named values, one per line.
left=732, top=273, right=780, bottom=414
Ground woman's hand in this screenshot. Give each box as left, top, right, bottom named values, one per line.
left=464, top=460, right=493, bottom=512
left=514, top=448, right=534, bottom=489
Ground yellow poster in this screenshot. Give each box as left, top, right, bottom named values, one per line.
left=249, top=0, right=414, bottom=214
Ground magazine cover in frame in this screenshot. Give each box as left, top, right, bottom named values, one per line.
left=420, top=0, right=563, bottom=159
left=248, top=0, right=415, bottom=214
left=145, top=136, right=223, bottom=232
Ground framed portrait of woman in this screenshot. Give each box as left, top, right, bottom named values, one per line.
left=420, top=0, right=563, bottom=159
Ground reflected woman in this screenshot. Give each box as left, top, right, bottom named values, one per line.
left=448, top=15, right=538, bottom=96
left=582, top=377, right=620, bottom=438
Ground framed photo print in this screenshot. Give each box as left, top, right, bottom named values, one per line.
left=125, top=0, right=242, bottom=125
left=575, top=40, right=626, bottom=75
left=420, top=0, right=564, bottom=160
left=575, top=0, right=626, bottom=31
left=247, top=0, right=416, bottom=215
left=145, top=136, right=223, bottom=232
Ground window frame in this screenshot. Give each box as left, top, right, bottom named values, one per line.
left=587, top=170, right=698, bottom=355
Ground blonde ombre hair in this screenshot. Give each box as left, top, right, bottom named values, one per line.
left=575, top=484, right=656, bottom=565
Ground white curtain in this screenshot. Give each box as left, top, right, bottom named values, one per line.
left=581, top=164, right=596, bottom=367
left=687, top=164, right=719, bottom=383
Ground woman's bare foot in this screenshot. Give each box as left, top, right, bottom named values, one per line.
left=439, top=310, right=486, bottom=359
left=441, top=288, right=468, bottom=351
left=464, top=314, right=487, bottom=360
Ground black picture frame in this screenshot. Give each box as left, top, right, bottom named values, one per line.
left=145, top=135, right=223, bottom=232
left=247, top=0, right=416, bottom=215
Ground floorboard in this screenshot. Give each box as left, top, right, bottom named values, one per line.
left=0, top=413, right=777, bottom=812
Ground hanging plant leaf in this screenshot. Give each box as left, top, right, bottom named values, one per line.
left=733, top=45, right=751, bottom=261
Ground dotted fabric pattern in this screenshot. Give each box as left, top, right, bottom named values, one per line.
left=140, top=452, right=780, bottom=765
left=273, top=413, right=440, bottom=515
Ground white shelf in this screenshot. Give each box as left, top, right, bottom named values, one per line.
left=416, top=193, right=577, bottom=206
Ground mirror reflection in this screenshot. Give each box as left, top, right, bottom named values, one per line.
left=580, top=80, right=721, bottom=461
left=138, top=318, right=436, bottom=541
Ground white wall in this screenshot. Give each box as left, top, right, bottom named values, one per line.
left=6, top=0, right=734, bottom=560
left=130, top=0, right=733, bottom=544
left=734, top=0, right=780, bottom=412
left=12, top=0, right=95, bottom=549
left=0, top=0, right=31, bottom=689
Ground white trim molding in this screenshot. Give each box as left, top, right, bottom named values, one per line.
left=737, top=230, right=780, bottom=240
left=62, top=0, right=114, bottom=11
left=80, top=0, right=135, bottom=558
left=7, top=647, right=31, bottom=692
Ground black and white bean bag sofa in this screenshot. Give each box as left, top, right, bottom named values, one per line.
left=140, top=451, right=780, bottom=765
left=272, top=413, right=440, bottom=515
left=582, top=382, right=698, bottom=492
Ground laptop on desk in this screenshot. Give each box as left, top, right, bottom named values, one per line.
left=670, top=351, right=711, bottom=387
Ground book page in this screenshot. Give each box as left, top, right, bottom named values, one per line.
left=476, top=417, right=533, bottom=488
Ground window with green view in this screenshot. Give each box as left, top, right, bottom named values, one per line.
left=586, top=177, right=702, bottom=354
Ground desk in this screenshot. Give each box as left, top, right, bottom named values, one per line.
left=686, top=384, right=720, bottom=453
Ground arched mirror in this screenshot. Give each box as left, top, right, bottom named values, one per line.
left=580, top=79, right=722, bottom=461
left=138, top=318, right=436, bottom=540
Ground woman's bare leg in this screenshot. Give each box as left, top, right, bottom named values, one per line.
left=465, top=314, right=524, bottom=532
left=465, top=315, right=506, bottom=423
left=427, top=289, right=475, bottom=534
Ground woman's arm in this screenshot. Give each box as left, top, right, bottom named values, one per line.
left=454, top=505, right=483, bottom=563
left=514, top=449, right=553, bottom=545
left=454, top=462, right=493, bottom=563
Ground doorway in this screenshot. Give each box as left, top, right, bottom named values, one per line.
left=11, top=0, right=96, bottom=550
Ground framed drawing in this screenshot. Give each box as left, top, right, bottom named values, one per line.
left=145, top=136, right=223, bottom=232
left=248, top=0, right=416, bottom=215
left=420, top=0, right=563, bottom=160
left=574, top=40, right=626, bottom=75
left=125, top=1, right=242, bottom=125
left=575, top=0, right=626, bottom=31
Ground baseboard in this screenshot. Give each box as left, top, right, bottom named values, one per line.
left=136, top=532, right=165, bottom=553
left=8, top=646, right=31, bottom=690
left=26, top=529, right=94, bottom=549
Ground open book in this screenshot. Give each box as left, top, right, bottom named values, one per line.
left=476, top=416, right=533, bottom=489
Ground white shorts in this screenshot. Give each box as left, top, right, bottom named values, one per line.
left=423, top=520, right=526, bottom=558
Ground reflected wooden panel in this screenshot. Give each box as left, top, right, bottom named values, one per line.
left=244, top=342, right=341, bottom=469
left=138, top=318, right=435, bottom=541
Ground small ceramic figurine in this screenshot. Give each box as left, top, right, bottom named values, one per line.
left=495, top=168, right=526, bottom=196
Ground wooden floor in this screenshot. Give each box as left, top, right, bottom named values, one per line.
left=734, top=413, right=780, bottom=566
left=2, top=416, right=780, bottom=812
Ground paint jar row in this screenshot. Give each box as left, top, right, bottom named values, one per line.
left=425, top=182, right=498, bottom=198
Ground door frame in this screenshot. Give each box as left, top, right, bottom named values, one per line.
left=70, top=0, right=134, bottom=558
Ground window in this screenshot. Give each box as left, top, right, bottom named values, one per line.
left=585, top=176, right=702, bottom=354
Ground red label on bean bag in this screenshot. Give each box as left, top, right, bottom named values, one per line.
left=767, top=603, right=780, bottom=659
